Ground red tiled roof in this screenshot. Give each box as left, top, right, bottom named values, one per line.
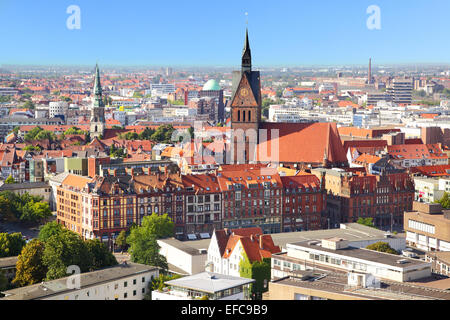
left=410, top=165, right=450, bottom=177
left=219, top=227, right=281, bottom=262
left=343, top=140, right=387, bottom=153
left=258, top=122, right=347, bottom=165
left=388, top=144, right=447, bottom=160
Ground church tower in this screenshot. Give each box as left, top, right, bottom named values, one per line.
left=230, top=29, right=262, bottom=163
left=90, top=63, right=105, bottom=139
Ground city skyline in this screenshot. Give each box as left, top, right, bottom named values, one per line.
left=0, top=0, right=449, bottom=67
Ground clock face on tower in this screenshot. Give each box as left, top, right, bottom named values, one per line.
left=240, top=88, right=249, bottom=97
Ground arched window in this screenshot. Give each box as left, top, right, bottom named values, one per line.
left=248, top=110, right=251, bottom=122
left=237, top=110, right=240, bottom=121
left=243, top=110, right=246, bottom=122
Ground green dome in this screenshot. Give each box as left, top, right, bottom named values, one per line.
left=202, top=79, right=221, bottom=91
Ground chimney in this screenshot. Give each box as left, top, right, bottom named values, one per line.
left=250, top=234, right=254, bottom=241
left=259, top=235, right=263, bottom=249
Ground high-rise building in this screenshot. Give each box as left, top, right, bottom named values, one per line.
left=90, top=64, right=105, bottom=138
left=387, top=78, right=413, bottom=105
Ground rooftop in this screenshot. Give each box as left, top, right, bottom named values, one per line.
left=0, top=256, right=18, bottom=269
left=0, top=181, right=49, bottom=191
left=157, top=238, right=206, bottom=256
left=1, top=262, right=158, bottom=300
left=185, top=223, right=404, bottom=251
left=272, top=271, right=450, bottom=300
left=288, top=241, right=429, bottom=270
left=165, top=272, right=254, bottom=294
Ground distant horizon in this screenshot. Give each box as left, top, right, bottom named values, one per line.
left=1, top=62, right=449, bottom=69
left=0, top=0, right=449, bottom=66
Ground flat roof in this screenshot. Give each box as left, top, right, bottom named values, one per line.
left=0, top=181, right=49, bottom=191
left=272, top=271, right=450, bottom=300
left=288, top=241, right=429, bottom=270
left=165, top=272, right=254, bottom=294
left=1, top=262, right=158, bottom=300
left=184, top=223, right=404, bottom=251
left=426, top=251, right=450, bottom=265
left=157, top=238, right=204, bottom=256
left=0, top=256, right=18, bottom=269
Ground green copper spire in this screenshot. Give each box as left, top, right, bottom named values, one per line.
left=94, top=63, right=102, bottom=96
left=93, top=63, right=104, bottom=108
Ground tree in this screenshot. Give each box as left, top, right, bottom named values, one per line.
left=133, top=91, right=143, bottom=98
left=139, top=213, right=174, bottom=239
left=24, top=126, right=43, bottom=141
left=85, top=239, right=118, bottom=271
left=144, top=273, right=182, bottom=300
left=0, top=232, right=26, bottom=258
left=357, top=217, right=376, bottom=228
left=4, top=175, right=16, bottom=184
left=23, top=145, right=41, bottom=152
left=22, top=100, right=35, bottom=109
left=19, top=201, right=52, bottom=225
left=12, top=239, right=47, bottom=287
left=38, top=221, right=65, bottom=242
left=127, top=231, right=168, bottom=271
left=0, top=270, right=8, bottom=293
left=436, top=192, right=450, bottom=209
left=42, top=230, right=93, bottom=280
left=0, top=195, right=16, bottom=222
left=115, top=230, right=128, bottom=251
left=366, top=242, right=398, bottom=255
left=63, top=127, right=87, bottom=137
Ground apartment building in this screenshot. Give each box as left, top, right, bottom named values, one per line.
left=388, top=144, right=448, bottom=168
left=56, top=174, right=139, bottom=246
left=312, top=167, right=414, bottom=230
left=387, top=78, right=413, bottom=105
left=414, top=177, right=445, bottom=203
left=404, top=202, right=450, bottom=252
left=1, top=263, right=159, bottom=300
left=217, top=166, right=284, bottom=234
left=182, top=174, right=222, bottom=236
left=280, top=175, right=325, bottom=232
left=272, top=238, right=431, bottom=283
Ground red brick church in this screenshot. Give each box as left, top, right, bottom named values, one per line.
left=229, top=29, right=347, bottom=169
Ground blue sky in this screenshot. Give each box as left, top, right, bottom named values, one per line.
left=0, top=0, right=449, bottom=67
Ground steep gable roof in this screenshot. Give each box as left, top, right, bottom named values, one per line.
left=257, top=122, right=347, bottom=165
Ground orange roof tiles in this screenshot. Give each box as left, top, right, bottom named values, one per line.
left=388, top=144, right=447, bottom=160
left=61, top=174, right=92, bottom=190
left=258, top=122, right=347, bottom=165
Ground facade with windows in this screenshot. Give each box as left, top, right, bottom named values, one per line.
left=1, top=263, right=159, bottom=300
left=272, top=238, right=431, bottom=283
left=151, top=272, right=254, bottom=300
left=404, top=202, right=450, bottom=252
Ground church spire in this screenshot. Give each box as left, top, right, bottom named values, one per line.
left=241, top=28, right=252, bottom=73
left=93, top=63, right=104, bottom=108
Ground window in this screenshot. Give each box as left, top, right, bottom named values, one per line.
left=133, top=290, right=137, bottom=296
left=124, top=292, right=128, bottom=298
left=124, top=281, right=128, bottom=287
left=142, top=276, right=145, bottom=283
left=133, top=279, right=136, bottom=285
